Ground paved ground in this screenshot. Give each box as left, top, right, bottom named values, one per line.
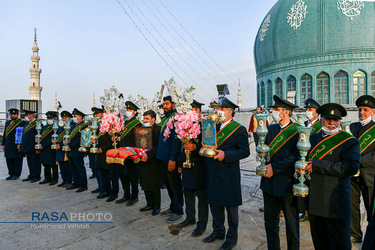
left=0, top=144, right=367, bottom=249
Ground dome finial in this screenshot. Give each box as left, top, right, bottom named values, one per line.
left=34, top=28, right=37, bottom=42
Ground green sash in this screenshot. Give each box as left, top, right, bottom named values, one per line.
left=23, top=121, right=36, bottom=134
left=269, top=123, right=300, bottom=157
left=120, top=119, right=141, bottom=140
left=57, top=131, right=66, bottom=143
left=41, top=125, right=53, bottom=140
left=70, top=123, right=86, bottom=139
left=5, top=118, right=22, bottom=138
left=310, top=120, right=322, bottom=135
left=216, top=121, right=242, bottom=147
left=358, top=124, right=375, bottom=154
left=160, top=112, right=176, bottom=131
left=308, top=131, right=353, bottom=161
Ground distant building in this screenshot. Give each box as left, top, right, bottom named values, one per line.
left=254, top=0, right=375, bottom=108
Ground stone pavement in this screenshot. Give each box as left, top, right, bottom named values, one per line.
left=0, top=144, right=367, bottom=249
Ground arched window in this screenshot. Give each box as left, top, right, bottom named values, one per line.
left=267, top=80, right=272, bottom=107
left=334, top=70, right=348, bottom=104
left=371, top=71, right=375, bottom=96
left=353, top=70, right=366, bottom=100
left=287, top=76, right=296, bottom=104
left=260, top=81, right=265, bottom=106
left=317, top=72, right=329, bottom=104
left=276, top=78, right=283, bottom=98
left=300, top=74, right=312, bottom=104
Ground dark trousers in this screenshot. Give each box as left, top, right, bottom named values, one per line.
left=144, top=189, right=161, bottom=210
left=363, top=217, right=375, bottom=250
left=92, top=168, right=102, bottom=190
left=43, top=164, right=58, bottom=181
left=184, top=188, right=208, bottom=229
left=69, top=156, right=87, bottom=188
left=310, top=214, right=351, bottom=250
left=100, top=167, right=119, bottom=197
left=6, top=157, right=23, bottom=177
left=26, top=152, right=41, bottom=179
left=253, top=132, right=259, bottom=146
left=351, top=176, right=373, bottom=239
left=58, top=161, right=71, bottom=184
left=263, top=191, right=299, bottom=250
left=161, top=161, right=183, bottom=215
left=119, top=167, right=138, bottom=199
left=210, top=205, right=238, bottom=245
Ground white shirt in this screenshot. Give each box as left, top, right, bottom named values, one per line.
left=280, top=122, right=289, bottom=129
left=307, top=118, right=319, bottom=128
left=220, top=119, right=232, bottom=131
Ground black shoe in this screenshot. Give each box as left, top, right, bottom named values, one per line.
left=160, top=208, right=172, bottom=216
left=299, top=214, right=309, bottom=222
left=66, top=185, right=79, bottom=190
left=39, top=180, right=50, bottom=184
left=351, top=237, right=362, bottom=243
left=76, top=187, right=88, bottom=193
left=22, top=177, right=32, bottom=182
left=106, top=195, right=118, bottom=202
left=89, top=175, right=95, bottom=179
left=62, top=183, right=71, bottom=188
left=126, top=198, right=138, bottom=206
left=192, top=227, right=206, bottom=237
left=177, top=219, right=196, bottom=228
left=220, top=241, right=235, bottom=250
left=91, top=188, right=101, bottom=194
left=49, top=180, right=58, bottom=185
left=57, top=182, right=66, bottom=187
left=203, top=233, right=225, bottom=243
left=30, top=178, right=41, bottom=183
left=5, top=176, right=13, bottom=180
left=152, top=209, right=160, bottom=216
left=116, top=196, right=130, bottom=204
left=12, top=176, right=19, bottom=180
left=97, top=192, right=110, bottom=199
left=139, top=206, right=153, bottom=212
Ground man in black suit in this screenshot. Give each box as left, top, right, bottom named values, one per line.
left=2, top=108, right=25, bottom=180
left=203, top=98, right=250, bottom=250
left=138, top=110, right=162, bottom=216
left=177, top=100, right=208, bottom=237
left=19, top=110, right=41, bottom=182
left=349, top=95, right=375, bottom=243
left=305, top=103, right=360, bottom=249
left=363, top=195, right=375, bottom=249
left=259, top=95, right=300, bottom=250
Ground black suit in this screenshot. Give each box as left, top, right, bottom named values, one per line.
left=39, top=124, right=58, bottom=182
left=349, top=121, right=375, bottom=240
left=206, top=121, right=250, bottom=246
left=139, top=124, right=162, bottom=209
left=308, top=131, right=360, bottom=250
left=20, top=120, right=41, bottom=180
left=261, top=122, right=300, bottom=250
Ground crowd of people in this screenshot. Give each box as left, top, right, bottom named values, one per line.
left=2, top=93, right=375, bottom=250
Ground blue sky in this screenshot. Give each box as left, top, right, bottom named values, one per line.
left=0, top=0, right=277, bottom=114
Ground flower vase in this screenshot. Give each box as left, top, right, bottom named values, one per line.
left=35, top=121, right=43, bottom=150
left=255, top=114, right=269, bottom=176
left=51, top=120, right=59, bottom=149
left=181, top=137, right=192, bottom=168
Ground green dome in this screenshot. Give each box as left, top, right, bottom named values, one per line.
left=254, top=0, right=375, bottom=107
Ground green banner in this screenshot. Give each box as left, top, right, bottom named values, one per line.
left=358, top=124, right=375, bottom=154
left=310, top=120, right=322, bottom=135
left=308, top=131, right=353, bottom=161
left=23, top=121, right=36, bottom=134
left=70, top=123, right=86, bottom=139
left=269, top=123, right=300, bottom=157
left=41, top=125, right=53, bottom=140
left=120, top=119, right=141, bottom=140
left=216, top=121, right=241, bottom=147
left=4, top=118, right=22, bottom=138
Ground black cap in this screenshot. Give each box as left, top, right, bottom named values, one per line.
left=125, top=101, right=139, bottom=111
left=269, top=95, right=298, bottom=110
left=72, top=108, right=86, bottom=117
left=8, top=108, right=19, bottom=115
left=60, top=110, right=73, bottom=118
left=355, top=95, right=375, bottom=108
left=46, top=111, right=58, bottom=119
left=317, top=103, right=347, bottom=120
left=91, top=107, right=104, bottom=115
left=24, top=110, right=36, bottom=115
left=191, top=100, right=205, bottom=109
left=163, top=96, right=174, bottom=103
left=304, top=98, right=320, bottom=109
left=219, top=97, right=239, bottom=110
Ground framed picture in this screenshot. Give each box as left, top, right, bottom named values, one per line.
left=201, top=119, right=217, bottom=148
left=134, top=127, right=153, bottom=149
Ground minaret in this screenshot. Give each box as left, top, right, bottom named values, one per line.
left=54, top=93, right=58, bottom=111
left=92, top=93, right=96, bottom=107
left=28, top=28, right=43, bottom=100
left=237, top=79, right=242, bottom=109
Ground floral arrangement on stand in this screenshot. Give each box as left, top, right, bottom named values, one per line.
left=128, top=91, right=163, bottom=124
left=163, top=78, right=200, bottom=168
left=99, top=86, right=125, bottom=149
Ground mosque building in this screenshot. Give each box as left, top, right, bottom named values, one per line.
left=254, top=0, right=375, bottom=108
